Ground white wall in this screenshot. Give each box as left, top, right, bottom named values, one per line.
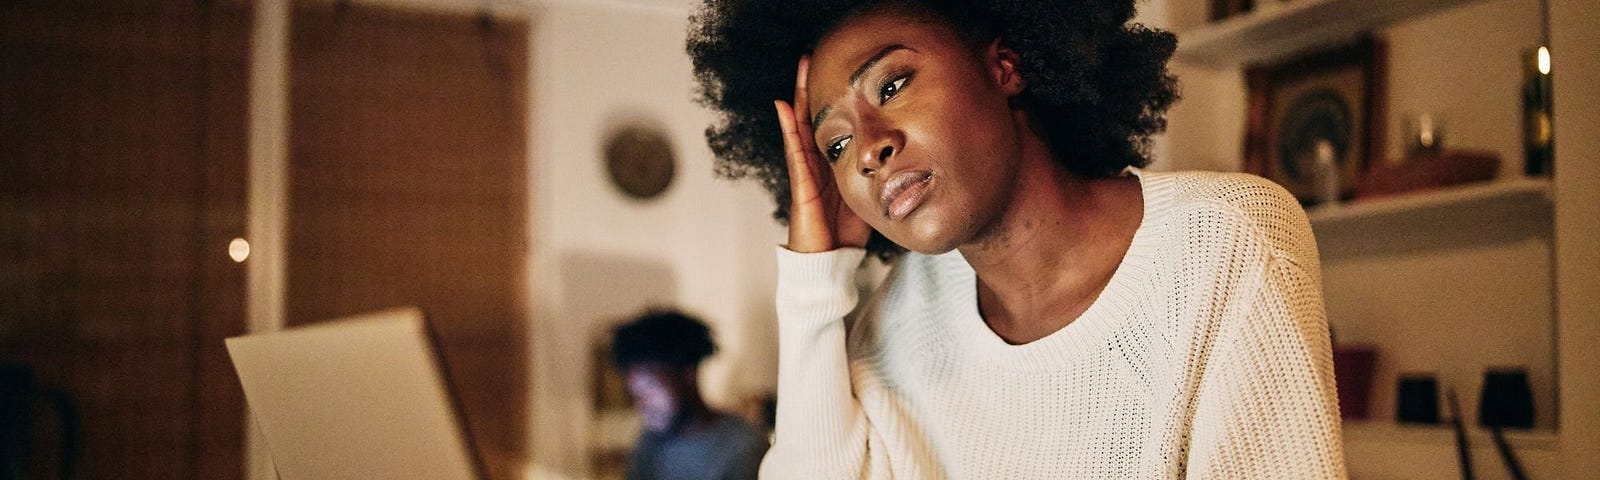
left=523, top=2, right=783, bottom=478
left=1550, top=0, right=1600, bottom=474
left=1143, top=0, right=1248, bottom=173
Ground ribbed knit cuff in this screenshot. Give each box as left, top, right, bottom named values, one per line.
left=774, top=246, right=866, bottom=326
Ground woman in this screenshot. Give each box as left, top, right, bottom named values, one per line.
left=688, top=1, right=1346, bottom=478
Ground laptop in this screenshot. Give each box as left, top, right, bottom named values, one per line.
left=226, top=307, right=484, bottom=480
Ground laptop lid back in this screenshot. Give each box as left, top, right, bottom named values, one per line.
left=226, top=307, right=481, bottom=480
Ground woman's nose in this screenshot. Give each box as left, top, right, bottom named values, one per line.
left=855, top=119, right=903, bottom=177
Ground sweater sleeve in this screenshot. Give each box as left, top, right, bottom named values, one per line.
left=1185, top=254, right=1348, bottom=479
left=759, top=246, right=874, bottom=479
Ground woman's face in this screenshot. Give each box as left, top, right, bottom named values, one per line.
left=806, top=6, right=1026, bottom=254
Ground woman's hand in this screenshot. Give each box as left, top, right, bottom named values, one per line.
left=774, top=56, right=871, bottom=253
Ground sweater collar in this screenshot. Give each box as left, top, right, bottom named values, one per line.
left=943, top=168, right=1175, bottom=371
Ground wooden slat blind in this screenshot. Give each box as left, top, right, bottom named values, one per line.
left=286, top=3, right=530, bottom=479
left=0, top=1, right=252, bottom=478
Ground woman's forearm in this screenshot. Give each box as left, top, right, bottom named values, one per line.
left=761, top=247, right=873, bottom=479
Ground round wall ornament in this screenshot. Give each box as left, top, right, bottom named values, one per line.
left=602, top=122, right=676, bottom=200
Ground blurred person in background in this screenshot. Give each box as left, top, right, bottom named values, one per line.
left=610, top=310, right=767, bottom=480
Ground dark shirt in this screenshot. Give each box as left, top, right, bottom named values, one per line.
left=626, top=413, right=767, bottom=480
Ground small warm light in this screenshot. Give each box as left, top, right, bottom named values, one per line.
left=229, top=238, right=251, bottom=263
left=1537, top=46, right=1550, bottom=75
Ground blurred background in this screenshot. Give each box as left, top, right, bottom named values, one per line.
left=0, top=0, right=1594, bottom=479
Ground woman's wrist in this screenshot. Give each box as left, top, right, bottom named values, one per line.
left=774, top=246, right=866, bottom=320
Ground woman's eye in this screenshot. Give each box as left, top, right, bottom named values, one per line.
left=825, top=137, right=851, bottom=162
left=879, top=74, right=910, bottom=103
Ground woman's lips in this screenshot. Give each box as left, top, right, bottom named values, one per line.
left=879, top=170, right=934, bottom=221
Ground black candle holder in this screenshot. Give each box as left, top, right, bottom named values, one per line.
left=1396, top=374, right=1439, bottom=424
left=1478, top=367, right=1535, bottom=429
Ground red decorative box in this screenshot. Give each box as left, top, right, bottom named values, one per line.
left=1353, top=150, right=1501, bottom=199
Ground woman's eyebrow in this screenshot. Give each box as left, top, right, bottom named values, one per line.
left=811, top=44, right=911, bottom=129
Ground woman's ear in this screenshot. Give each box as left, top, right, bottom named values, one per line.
left=986, top=39, right=1025, bottom=95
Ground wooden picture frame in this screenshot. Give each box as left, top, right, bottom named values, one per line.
left=1244, top=37, right=1386, bottom=205
left=1210, top=0, right=1256, bottom=22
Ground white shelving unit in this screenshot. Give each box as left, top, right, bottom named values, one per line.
left=1309, top=178, right=1550, bottom=226
left=1169, top=0, right=1556, bottom=259
left=1308, top=179, right=1553, bottom=259
left=1163, top=0, right=1596, bottom=476
left=1175, top=0, right=1489, bottom=67
left=1170, top=3, right=1570, bottom=476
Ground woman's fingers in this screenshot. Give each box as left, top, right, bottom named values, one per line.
left=779, top=54, right=867, bottom=253
left=775, top=100, right=820, bottom=206
left=793, top=56, right=815, bottom=154
left=776, top=99, right=827, bottom=252
left=789, top=56, right=829, bottom=206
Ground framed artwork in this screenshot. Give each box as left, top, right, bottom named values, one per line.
left=592, top=342, right=632, bottom=412
left=591, top=341, right=635, bottom=480
left=1244, top=37, right=1386, bottom=205
left=1209, top=0, right=1255, bottom=22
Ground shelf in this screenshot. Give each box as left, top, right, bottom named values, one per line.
left=1174, top=0, right=1487, bottom=67
left=1344, top=420, right=1558, bottom=450
left=1309, top=179, right=1552, bottom=259
left=1308, top=178, right=1550, bottom=226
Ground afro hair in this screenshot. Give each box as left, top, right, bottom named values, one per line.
left=610, top=310, right=718, bottom=369
left=687, top=0, right=1178, bottom=258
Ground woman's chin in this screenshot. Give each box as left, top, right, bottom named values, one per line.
left=882, top=218, right=970, bottom=256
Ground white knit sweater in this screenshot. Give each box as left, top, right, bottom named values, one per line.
left=760, top=170, right=1346, bottom=479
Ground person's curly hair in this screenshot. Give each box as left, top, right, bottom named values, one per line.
left=610, top=310, right=718, bottom=370
left=687, top=0, right=1178, bottom=258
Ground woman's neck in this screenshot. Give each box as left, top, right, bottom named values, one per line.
left=957, top=140, right=1143, bottom=345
